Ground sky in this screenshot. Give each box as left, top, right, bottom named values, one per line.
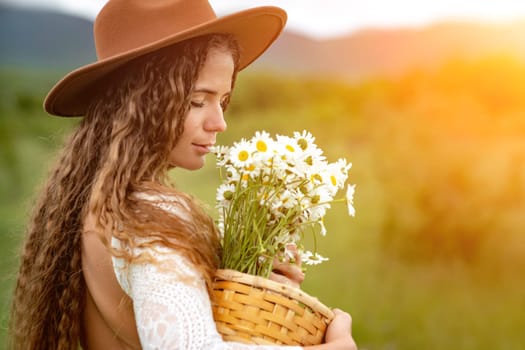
left=3, top=0, right=525, bottom=38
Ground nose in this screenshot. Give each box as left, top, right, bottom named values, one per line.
left=205, top=104, right=227, bottom=132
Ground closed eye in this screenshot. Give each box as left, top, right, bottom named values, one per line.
left=191, top=101, right=205, bottom=108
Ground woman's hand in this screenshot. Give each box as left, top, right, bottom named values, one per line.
left=269, top=243, right=304, bottom=288
left=270, top=245, right=357, bottom=349
left=304, top=309, right=357, bottom=350
left=323, top=309, right=358, bottom=349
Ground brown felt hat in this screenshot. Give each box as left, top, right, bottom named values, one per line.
left=44, top=0, right=287, bottom=117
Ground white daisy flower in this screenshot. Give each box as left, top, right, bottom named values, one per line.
left=268, top=156, right=291, bottom=180
left=211, top=145, right=230, bottom=167
left=244, top=162, right=262, bottom=179
left=251, top=130, right=274, bottom=157
left=321, top=158, right=350, bottom=194
left=229, top=138, right=254, bottom=168
left=216, top=183, right=236, bottom=205
left=346, top=184, right=356, bottom=217
left=293, top=131, right=325, bottom=164
left=310, top=202, right=330, bottom=222
left=293, top=130, right=316, bottom=151
left=319, top=220, right=327, bottom=236
left=309, top=172, right=324, bottom=186
left=224, top=165, right=240, bottom=184
left=301, top=251, right=329, bottom=265
left=275, top=134, right=303, bottom=163
left=277, top=189, right=298, bottom=209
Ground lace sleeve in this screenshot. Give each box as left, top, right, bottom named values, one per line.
left=113, top=247, right=303, bottom=350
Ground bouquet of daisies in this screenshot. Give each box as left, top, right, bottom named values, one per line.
left=212, top=130, right=355, bottom=278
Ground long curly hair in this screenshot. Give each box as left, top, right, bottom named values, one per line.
left=9, top=34, right=240, bottom=350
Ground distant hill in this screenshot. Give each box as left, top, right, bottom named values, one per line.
left=2, top=4, right=525, bottom=80
left=0, top=4, right=95, bottom=70
left=255, top=21, right=525, bottom=81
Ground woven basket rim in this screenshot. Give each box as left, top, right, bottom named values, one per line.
left=214, top=269, right=335, bottom=320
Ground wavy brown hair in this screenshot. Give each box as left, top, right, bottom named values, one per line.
left=9, top=34, right=240, bottom=350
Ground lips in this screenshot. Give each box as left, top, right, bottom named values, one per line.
left=193, top=143, right=214, bottom=154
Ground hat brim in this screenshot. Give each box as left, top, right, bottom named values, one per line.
left=44, top=6, right=286, bottom=117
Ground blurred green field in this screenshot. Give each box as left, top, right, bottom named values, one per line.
left=1, top=57, right=525, bottom=349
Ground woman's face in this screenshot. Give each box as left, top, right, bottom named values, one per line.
left=169, top=47, right=234, bottom=170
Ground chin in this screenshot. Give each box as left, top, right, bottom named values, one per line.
left=170, top=155, right=206, bottom=170
left=187, top=165, right=204, bottom=171
left=181, top=160, right=205, bottom=171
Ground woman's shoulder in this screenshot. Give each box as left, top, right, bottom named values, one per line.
left=132, top=190, right=192, bottom=219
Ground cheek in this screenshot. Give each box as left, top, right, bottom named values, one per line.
left=173, top=114, right=192, bottom=147
left=168, top=123, right=191, bottom=161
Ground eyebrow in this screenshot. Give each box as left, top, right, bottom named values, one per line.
left=193, top=87, right=231, bottom=97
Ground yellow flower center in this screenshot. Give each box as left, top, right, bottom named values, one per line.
left=298, top=138, right=308, bottom=150
left=300, top=185, right=308, bottom=194
left=331, top=175, right=337, bottom=186
left=256, top=140, right=267, bottom=152
left=286, top=144, right=295, bottom=152
left=311, top=174, right=322, bottom=183
left=237, top=150, right=249, bottom=161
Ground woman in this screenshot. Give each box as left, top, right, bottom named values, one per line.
left=9, top=0, right=357, bottom=349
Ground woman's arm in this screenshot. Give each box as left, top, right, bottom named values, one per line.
left=114, top=246, right=303, bottom=349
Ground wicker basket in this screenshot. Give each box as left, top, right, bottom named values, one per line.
left=211, top=269, right=334, bottom=346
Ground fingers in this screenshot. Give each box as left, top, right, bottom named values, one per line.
left=285, top=243, right=302, bottom=266
left=271, top=261, right=305, bottom=285
left=325, top=309, right=354, bottom=345
left=269, top=271, right=301, bottom=288
left=332, top=308, right=352, bottom=331
left=330, top=309, right=357, bottom=349
left=269, top=243, right=305, bottom=288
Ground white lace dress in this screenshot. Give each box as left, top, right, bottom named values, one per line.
left=112, top=194, right=303, bottom=350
